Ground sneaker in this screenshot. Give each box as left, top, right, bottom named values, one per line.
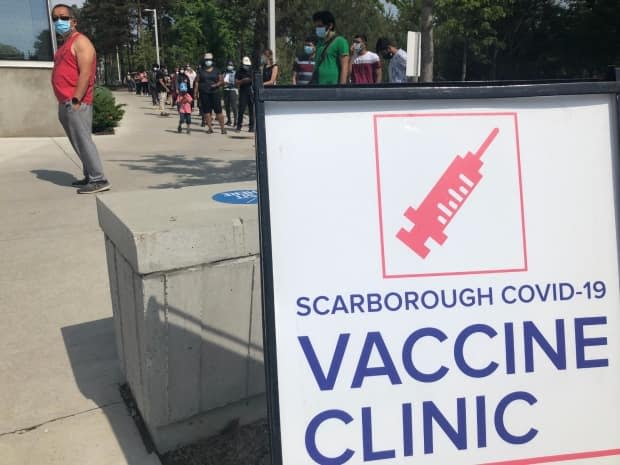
left=206, top=128, right=214, bottom=134
left=71, top=177, right=89, bottom=186
left=221, top=128, right=227, bottom=135
left=77, top=181, right=111, bottom=194
left=177, top=125, right=182, bottom=133
left=225, top=120, right=231, bottom=126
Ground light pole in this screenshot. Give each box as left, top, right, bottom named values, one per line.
left=268, top=0, right=276, bottom=63
left=143, top=8, right=160, bottom=66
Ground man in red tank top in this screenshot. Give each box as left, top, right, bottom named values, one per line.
left=51, top=4, right=110, bottom=194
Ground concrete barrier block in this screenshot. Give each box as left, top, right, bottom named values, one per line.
left=98, top=182, right=265, bottom=453
left=96, top=183, right=259, bottom=275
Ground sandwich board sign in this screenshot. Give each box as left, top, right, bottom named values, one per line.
left=255, top=79, right=620, bottom=465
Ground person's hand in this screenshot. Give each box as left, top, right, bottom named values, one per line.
left=72, top=102, right=81, bottom=111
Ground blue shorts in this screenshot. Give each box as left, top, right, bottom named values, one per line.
left=179, top=113, right=191, bottom=124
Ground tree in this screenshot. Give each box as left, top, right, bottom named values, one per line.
left=420, top=0, right=434, bottom=81
left=435, top=0, right=512, bottom=80
left=0, top=43, right=24, bottom=60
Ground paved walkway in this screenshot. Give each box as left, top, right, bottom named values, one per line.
left=0, top=91, right=256, bottom=465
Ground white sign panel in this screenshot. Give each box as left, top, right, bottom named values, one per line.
left=262, top=93, right=620, bottom=465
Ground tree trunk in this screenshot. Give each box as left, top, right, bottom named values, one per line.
left=461, top=38, right=467, bottom=81
left=490, top=43, right=498, bottom=80
left=420, top=0, right=434, bottom=82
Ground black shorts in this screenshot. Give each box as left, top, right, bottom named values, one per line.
left=200, top=92, right=222, bottom=114
left=179, top=113, right=191, bottom=124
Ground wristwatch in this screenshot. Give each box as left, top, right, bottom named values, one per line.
left=71, top=97, right=81, bottom=105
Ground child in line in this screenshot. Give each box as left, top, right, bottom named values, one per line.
left=177, top=82, right=193, bottom=134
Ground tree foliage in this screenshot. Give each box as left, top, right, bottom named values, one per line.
left=75, top=0, right=620, bottom=84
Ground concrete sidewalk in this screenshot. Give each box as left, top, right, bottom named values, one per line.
left=0, top=91, right=256, bottom=465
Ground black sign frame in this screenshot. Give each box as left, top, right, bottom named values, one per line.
left=254, top=74, right=620, bottom=465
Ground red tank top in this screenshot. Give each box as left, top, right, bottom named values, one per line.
left=52, top=32, right=96, bottom=104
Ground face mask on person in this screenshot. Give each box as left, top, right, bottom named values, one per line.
left=260, top=56, right=267, bottom=65
left=382, top=51, right=394, bottom=60
left=54, top=19, right=72, bottom=35
left=205, top=60, right=213, bottom=67
left=353, top=42, right=363, bottom=53
left=315, top=26, right=327, bottom=39
left=304, top=45, right=314, bottom=55
left=227, top=65, right=234, bottom=71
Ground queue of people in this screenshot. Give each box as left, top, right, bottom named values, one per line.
left=129, top=54, right=257, bottom=135
left=125, top=10, right=409, bottom=136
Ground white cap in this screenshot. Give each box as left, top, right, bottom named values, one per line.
left=204, top=52, right=214, bottom=60
left=242, top=56, right=251, bottom=66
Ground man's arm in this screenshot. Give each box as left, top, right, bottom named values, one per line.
left=339, top=54, right=350, bottom=84
left=159, top=75, right=169, bottom=92
left=194, top=75, right=200, bottom=99
left=374, top=60, right=382, bottom=84
left=72, top=35, right=96, bottom=106
left=214, top=73, right=224, bottom=88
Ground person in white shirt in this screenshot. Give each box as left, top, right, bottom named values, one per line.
left=185, top=63, right=197, bottom=110
left=376, top=37, right=407, bottom=83
left=222, top=60, right=237, bottom=126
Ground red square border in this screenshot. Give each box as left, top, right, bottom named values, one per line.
left=373, top=112, right=528, bottom=279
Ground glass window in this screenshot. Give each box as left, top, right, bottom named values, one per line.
left=0, top=0, right=53, bottom=61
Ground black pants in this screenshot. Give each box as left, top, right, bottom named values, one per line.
left=236, top=89, right=254, bottom=130
left=150, top=84, right=158, bottom=105
left=223, top=90, right=237, bottom=123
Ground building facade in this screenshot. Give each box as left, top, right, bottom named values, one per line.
left=0, top=0, right=64, bottom=137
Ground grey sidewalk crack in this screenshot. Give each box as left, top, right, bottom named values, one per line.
left=0, top=400, right=123, bottom=438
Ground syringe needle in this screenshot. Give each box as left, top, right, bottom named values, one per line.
left=474, top=127, right=500, bottom=159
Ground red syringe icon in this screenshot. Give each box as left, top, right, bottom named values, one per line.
left=396, top=128, right=500, bottom=259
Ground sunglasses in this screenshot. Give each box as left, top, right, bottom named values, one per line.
left=52, top=15, right=72, bottom=21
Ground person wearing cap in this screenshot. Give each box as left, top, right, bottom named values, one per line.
left=222, top=60, right=237, bottom=126
left=235, top=56, right=254, bottom=132
left=194, top=52, right=227, bottom=134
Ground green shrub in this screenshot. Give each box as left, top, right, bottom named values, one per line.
left=92, top=86, right=125, bottom=134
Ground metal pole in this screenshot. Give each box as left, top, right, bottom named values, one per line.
left=153, top=9, right=160, bottom=66
left=116, top=46, right=122, bottom=83
left=268, top=0, right=276, bottom=62
left=47, top=0, right=57, bottom=54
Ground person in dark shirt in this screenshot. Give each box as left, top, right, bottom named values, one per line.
left=156, top=65, right=170, bottom=116
left=235, top=56, right=254, bottom=133
left=261, top=49, right=279, bottom=86
left=194, top=52, right=226, bottom=134
left=176, top=67, right=192, bottom=98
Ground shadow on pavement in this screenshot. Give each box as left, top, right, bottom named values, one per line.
left=31, top=169, right=79, bottom=187
left=116, top=154, right=256, bottom=189
left=60, top=318, right=162, bottom=464
left=61, top=302, right=267, bottom=464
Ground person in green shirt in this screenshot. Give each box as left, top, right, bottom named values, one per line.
left=312, top=10, right=349, bottom=85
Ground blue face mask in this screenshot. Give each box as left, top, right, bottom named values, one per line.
left=315, top=26, right=327, bottom=39
left=54, top=19, right=71, bottom=35
left=304, top=45, right=314, bottom=55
